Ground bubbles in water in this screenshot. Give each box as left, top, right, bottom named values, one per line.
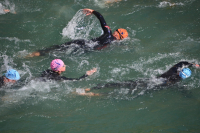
left=158, top=1, right=184, bottom=8
left=62, top=9, right=101, bottom=40
left=0, top=54, right=16, bottom=74
left=0, top=0, right=15, bottom=15
left=0, top=37, right=31, bottom=44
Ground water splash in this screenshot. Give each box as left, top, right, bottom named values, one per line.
left=62, top=9, right=101, bottom=40
left=0, top=0, right=15, bottom=15
left=158, top=1, right=184, bottom=8
left=0, top=54, right=15, bottom=74
left=0, top=37, right=31, bottom=44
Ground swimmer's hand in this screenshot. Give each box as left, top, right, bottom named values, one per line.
left=86, top=68, right=97, bottom=76
left=195, top=64, right=200, bottom=68
left=83, top=8, right=94, bottom=16
left=25, top=51, right=41, bottom=58
left=192, top=63, right=200, bottom=68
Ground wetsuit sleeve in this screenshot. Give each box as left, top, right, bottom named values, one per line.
left=60, top=74, right=88, bottom=81
left=173, top=61, right=193, bottom=68
left=93, top=11, right=111, bottom=34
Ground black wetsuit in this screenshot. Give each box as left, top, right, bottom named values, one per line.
left=158, top=61, right=193, bottom=84
left=91, top=61, right=195, bottom=91
left=40, top=69, right=88, bottom=81
left=0, top=76, right=4, bottom=88
left=38, top=11, right=116, bottom=56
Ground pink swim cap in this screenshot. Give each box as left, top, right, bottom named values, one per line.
left=50, top=59, right=64, bottom=71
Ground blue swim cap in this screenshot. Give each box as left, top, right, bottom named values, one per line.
left=4, top=69, right=20, bottom=81
left=179, top=68, right=191, bottom=79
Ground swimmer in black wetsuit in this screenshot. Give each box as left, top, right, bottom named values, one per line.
left=40, top=59, right=97, bottom=81
left=77, top=61, right=200, bottom=96
left=0, top=69, right=20, bottom=88
left=28, top=8, right=128, bottom=57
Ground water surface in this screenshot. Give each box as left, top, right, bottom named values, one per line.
left=0, top=0, right=200, bottom=132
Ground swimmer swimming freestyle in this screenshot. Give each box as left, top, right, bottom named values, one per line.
left=0, top=69, right=20, bottom=88
left=76, top=61, right=200, bottom=96
left=40, top=59, right=97, bottom=81
left=28, top=8, right=128, bottom=57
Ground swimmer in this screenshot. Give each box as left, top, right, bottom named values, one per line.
left=0, top=69, right=20, bottom=88
left=28, top=8, right=128, bottom=57
left=40, top=59, right=97, bottom=81
left=77, top=61, right=200, bottom=96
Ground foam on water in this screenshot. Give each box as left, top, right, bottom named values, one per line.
left=158, top=1, right=184, bottom=8
left=0, top=37, right=31, bottom=44
left=0, top=54, right=15, bottom=74
left=0, top=0, right=15, bottom=15
left=62, top=9, right=101, bottom=40
left=0, top=0, right=200, bottom=131
left=128, top=53, right=180, bottom=76
left=1, top=79, right=73, bottom=107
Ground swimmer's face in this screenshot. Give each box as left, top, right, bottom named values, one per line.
left=56, top=64, right=66, bottom=75
left=60, top=65, right=66, bottom=72
left=113, top=31, right=121, bottom=40
left=4, top=77, right=17, bottom=83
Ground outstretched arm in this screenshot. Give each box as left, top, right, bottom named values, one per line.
left=193, top=63, right=200, bottom=68
left=174, top=61, right=200, bottom=68
left=61, top=68, right=97, bottom=81
left=83, top=8, right=110, bottom=33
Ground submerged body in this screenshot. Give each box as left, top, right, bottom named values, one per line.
left=79, top=61, right=199, bottom=96
left=40, top=69, right=88, bottom=81
left=28, top=9, right=128, bottom=57
left=39, top=59, right=96, bottom=82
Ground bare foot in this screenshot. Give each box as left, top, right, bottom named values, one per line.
left=78, top=92, right=100, bottom=96
left=105, top=0, right=122, bottom=4
left=25, top=52, right=40, bottom=58
left=85, top=88, right=91, bottom=92
left=3, top=9, right=10, bottom=13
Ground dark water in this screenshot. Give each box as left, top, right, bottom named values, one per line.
left=0, top=0, right=200, bottom=132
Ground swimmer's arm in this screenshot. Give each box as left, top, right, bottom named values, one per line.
left=174, top=61, right=200, bottom=69
left=60, top=74, right=88, bottom=81
left=192, top=63, right=200, bottom=68
left=62, top=68, right=97, bottom=81
left=174, top=61, right=194, bottom=68
left=92, top=11, right=110, bottom=33
left=83, top=9, right=110, bottom=33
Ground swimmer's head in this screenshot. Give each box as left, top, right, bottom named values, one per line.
left=113, top=28, right=128, bottom=40
left=179, top=68, right=191, bottom=79
left=4, top=69, right=20, bottom=81
left=50, top=59, right=66, bottom=72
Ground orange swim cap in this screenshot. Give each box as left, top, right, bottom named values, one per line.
left=116, top=28, right=128, bottom=40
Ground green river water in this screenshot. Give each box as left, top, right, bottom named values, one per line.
left=0, top=0, right=200, bottom=132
